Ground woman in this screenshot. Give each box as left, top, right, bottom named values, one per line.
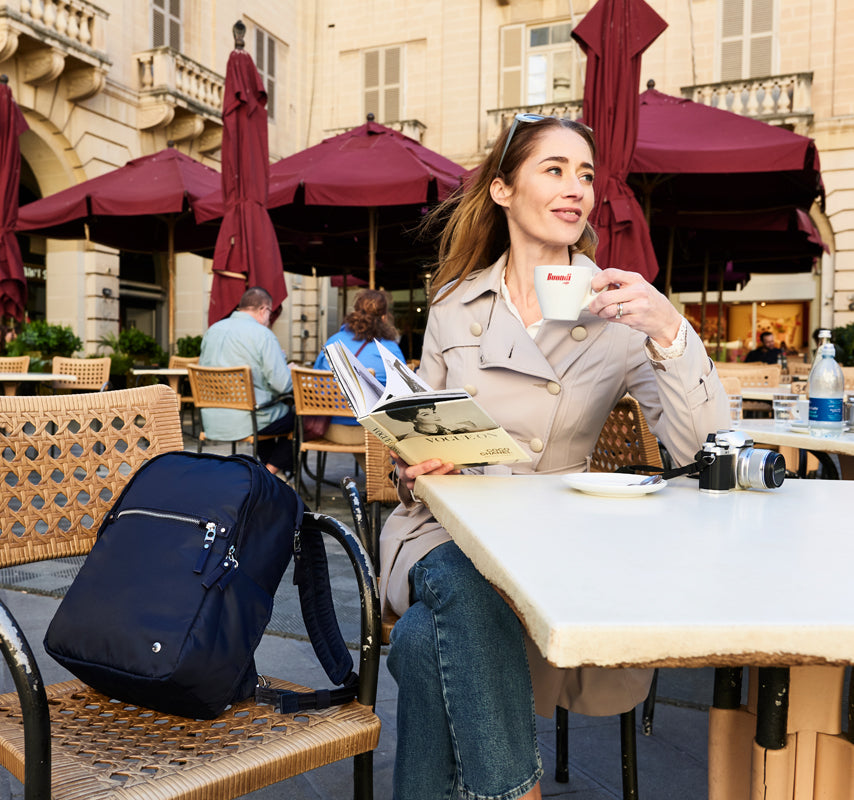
left=380, top=117, right=729, bottom=800
left=384, top=403, right=483, bottom=438
left=314, top=289, right=405, bottom=446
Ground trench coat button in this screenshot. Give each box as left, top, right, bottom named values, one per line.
left=464, top=384, right=478, bottom=396
left=546, top=381, right=561, bottom=395
left=571, top=325, right=588, bottom=341
left=470, top=322, right=483, bottom=336
left=530, top=438, right=544, bottom=453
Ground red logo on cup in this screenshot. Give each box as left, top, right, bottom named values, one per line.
left=547, top=272, right=572, bottom=283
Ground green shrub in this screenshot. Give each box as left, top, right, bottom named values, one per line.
left=176, top=335, right=202, bottom=358
left=831, top=323, right=854, bottom=366
left=98, top=329, right=167, bottom=375
left=6, top=321, right=82, bottom=370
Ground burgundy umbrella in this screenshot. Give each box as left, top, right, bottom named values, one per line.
left=572, top=0, right=667, bottom=282
left=208, top=21, right=285, bottom=326
left=0, top=75, right=28, bottom=321
left=16, top=146, right=221, bottom=347
left=196, top=119, right=465, bottom=289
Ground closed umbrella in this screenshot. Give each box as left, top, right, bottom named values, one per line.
left=16, top=146, right=221, bottom=348
left=0, top=75, right=28, bottom=321
left=572, top=0, right=666, bottom=281
left=208, top=21, right=285, bottom=326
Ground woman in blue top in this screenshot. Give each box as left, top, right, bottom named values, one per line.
left=314, top=289, right=406, bottom=446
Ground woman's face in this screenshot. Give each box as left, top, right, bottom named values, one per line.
left=414, top=406, right=440, bottom=425
left=493, top=126, right=595, bottom=254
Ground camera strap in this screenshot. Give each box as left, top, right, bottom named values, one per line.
left=615, top=450, right=717, bottom=481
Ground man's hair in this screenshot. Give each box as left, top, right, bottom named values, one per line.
left=238, top=287, right=273, bottom=310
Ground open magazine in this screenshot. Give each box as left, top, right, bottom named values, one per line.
left=324, top=340, right=531, bottom=468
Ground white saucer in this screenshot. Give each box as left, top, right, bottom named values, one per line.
left=561, top=473, right=667, bottom=498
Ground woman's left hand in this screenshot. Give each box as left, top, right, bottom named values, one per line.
left=588, top=268, right=682, bottom=347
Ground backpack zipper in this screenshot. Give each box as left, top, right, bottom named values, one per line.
left=110, top=508, right=228, bottom=574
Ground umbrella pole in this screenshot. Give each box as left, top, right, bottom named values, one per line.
left=168, top=218, right=176, bottom=354
left=717, top=263, right=725, bottom=359
left=701, top=251, right=709, bottom=350
left=369, top=208, right=377, bottom=290
left=664, top=227, right=675, bottom=299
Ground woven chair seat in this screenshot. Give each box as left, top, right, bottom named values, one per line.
left=0, top=678, right=379, bottom=800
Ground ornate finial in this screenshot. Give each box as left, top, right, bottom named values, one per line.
left=647, top=79, right=655, bottom=89
left=233, top=20, right=246, bottom=49
left=0, top=75, right=8, bottom=84
left=166, top=139, right=175, bottom=148
left=366, top=113, right=375, bottom=122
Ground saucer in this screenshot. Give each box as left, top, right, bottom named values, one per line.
left=561, top=473, right=667, bottom=498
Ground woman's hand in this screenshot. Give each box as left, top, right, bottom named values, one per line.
left=588, top=268, right=682, bottom=347
left=391, top=454, right=459, bottom=492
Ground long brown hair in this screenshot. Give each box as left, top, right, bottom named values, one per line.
left=344, top=289, right=398, bottom=341
left=427, top=117, right=598, bottom=302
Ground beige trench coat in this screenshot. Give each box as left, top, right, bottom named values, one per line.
left=379, top=254, right=730, bottom=717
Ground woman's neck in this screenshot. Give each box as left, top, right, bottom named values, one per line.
left=504, top=245, right=571, bottom=327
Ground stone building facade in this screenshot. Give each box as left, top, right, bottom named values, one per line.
left=4, top=0, right=853, bottom=357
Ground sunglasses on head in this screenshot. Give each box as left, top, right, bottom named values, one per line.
left=495, top=113, right=593, bottom=176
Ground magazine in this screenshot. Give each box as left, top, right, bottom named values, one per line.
left=324, top=340, right=531, bottom=468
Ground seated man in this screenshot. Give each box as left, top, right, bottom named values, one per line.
left=199, top=287, right=294, bottom=477
left=744, top=330, right=782, bottom=364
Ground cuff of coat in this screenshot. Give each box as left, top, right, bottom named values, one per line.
left=645, top=317, right=689, bottom=361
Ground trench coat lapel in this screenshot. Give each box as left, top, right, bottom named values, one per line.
left=457, top=256, right=609, bottom=382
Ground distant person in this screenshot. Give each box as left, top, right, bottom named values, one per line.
left=199, top=287, right=294, bottom=477
left=314, top=289, right=405, bottom=446
left=744, top=331, right=782, bottom=364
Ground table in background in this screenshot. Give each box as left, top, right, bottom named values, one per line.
left=415, top=473, right=854, bottom=800
left=0, top=372, right=77, bottom=396
left=129, top=367, right=188, bottom=394
left=739, top=418, right=854, bottom=478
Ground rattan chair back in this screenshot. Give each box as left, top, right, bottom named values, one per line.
left=715, top=363, right=781, bottom=387
left=719, top=376, right=742, bottom=395
left=0, top=384, right=381, bottom=799
left=52, top=355, right=111, bottom=391
left=589, top=395, right=663, bottom=473
left=186, top=363, right=256, bottom=411
left=168, top=355, right=199, bottom=434
left=788, top=361, right=812, bottom=378
left=0, top=355, right=29, bottom=372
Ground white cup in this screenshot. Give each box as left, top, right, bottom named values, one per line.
left=534, top=254, right=600, bottom=321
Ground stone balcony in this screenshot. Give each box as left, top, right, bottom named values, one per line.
left=326, top=118, right=427, bottom=143
left=134, top=46, right=223, bottom=153
left=0, top=0, right=110, bottom=101
left=485, top=101, right=583, bottom=151
left=681, top=73, right=813, bottom=134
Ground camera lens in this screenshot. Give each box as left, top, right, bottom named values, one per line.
left=735, top=448, right=786, bottom=489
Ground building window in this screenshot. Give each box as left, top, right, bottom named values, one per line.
left=255, top=28, right=277, bottom=119
left=364, top=46, right=402, bottom=123
left=152, top=0, right=181, bottom=50
left=500, top=21, right=580, bottom=108
left=720, top=0, right=774, bottom=81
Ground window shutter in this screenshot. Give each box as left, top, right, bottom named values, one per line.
left=384, top=47, right=401, bottom=121
left=721, top=0, right=744, bottom=38
left=750, top=0, right=773, bottom=76
left=364, top=49, right=380, bottom=119
left=152, top=0, right=165, bottom=47
left=500, top=25, right=524, bottom=108
left=169, top=19, right=180, bottom=50
left=720, top=40, right=743, bottom=82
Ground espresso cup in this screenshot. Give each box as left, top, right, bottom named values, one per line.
left=534, top=254, right=599, bottom=321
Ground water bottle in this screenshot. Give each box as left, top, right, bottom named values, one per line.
left=808, top=329, right=844, bottom=437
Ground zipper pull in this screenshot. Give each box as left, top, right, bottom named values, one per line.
left=203, top=545, right=239, bottom=590
left=194, top=522, right=225, bottom=574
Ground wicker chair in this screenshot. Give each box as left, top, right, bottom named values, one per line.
left=291, top=366, right=367, bottom=510
left=0, top=356, right=30, bottom=396
left=719, top=376, right=742, bottom=395
left=0, top=385, right=381, bottom=799
left=168, top=354, right=199, bottom=434
left=51, top=355, right=111, bottom=392
left=186, top=363, right=290, bottom=460
left=589, top=395, right=664, bottom=474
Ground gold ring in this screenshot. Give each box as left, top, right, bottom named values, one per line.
left=616, top=302, right=624, bottom=319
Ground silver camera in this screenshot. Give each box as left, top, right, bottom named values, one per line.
left=697, top=430, right=785, bottom=493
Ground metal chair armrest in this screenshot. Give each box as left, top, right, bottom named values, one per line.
left=0, top=598, right=51, bottom=795
left=301, top=511, right=380, bottom=708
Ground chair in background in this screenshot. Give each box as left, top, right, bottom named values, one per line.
left=788, top=361, right=812, bottom=379
left=187, top=363, right=289, bottom=460
left=291, top=366, right=367, bottom=510
left=0, top=356, right=30, bottom=396
left=589, top=395, right=665, bottom=475
left=719, top=376, right=742, bottom=395
left=168, top=354, right=199, bottom=435
left=716, top=364, right=781, bottom=418
left=51, top=355, right=111, bottom=392
left=0, top=384, right=381, bottom=799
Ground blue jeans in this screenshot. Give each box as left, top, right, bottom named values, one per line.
left=387, top=542, right=543, bottom=800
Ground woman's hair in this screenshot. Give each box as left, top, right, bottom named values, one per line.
left=384, top=403, right=435, bottom=424
left=427, top=117, right=598, bottom=302
left=344, top=289, right=398, bottom=341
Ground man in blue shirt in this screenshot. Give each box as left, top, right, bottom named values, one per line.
left=199, top=287, right=294, bottom=476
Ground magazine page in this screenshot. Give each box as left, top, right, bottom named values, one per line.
left=374, top=340, right=432, bottom=403
left=324, top=342, right=385, bottom=417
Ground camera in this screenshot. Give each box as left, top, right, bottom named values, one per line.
left=697, top=430, right=785, bottom=493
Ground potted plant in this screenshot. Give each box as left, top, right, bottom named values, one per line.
left=98, top=330, right=168, bottom=388
left=6, top=320, right=83, bottom=372
left=176, top=335, right=202, bottom=358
